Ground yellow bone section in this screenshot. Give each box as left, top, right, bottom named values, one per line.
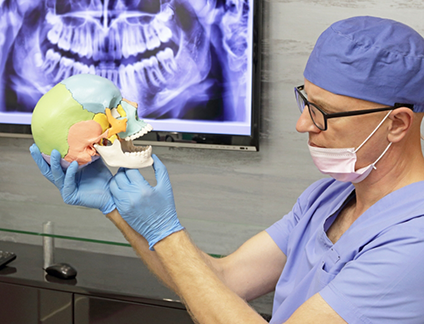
left=93, top=113, right=109, bottom=133
left=105, top=108, right=127, bottom=139
left=117, top=104, right=127, bottom=117
left=92, top=112, right=118, bottom=145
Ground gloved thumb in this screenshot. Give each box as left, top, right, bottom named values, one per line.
left=29, top=144, right=52, bottom=181
left=152, top=154, right=170, bottom=188
left=62, top=161, right=79, bottom=193
left=50, top=150, right=66, bottom=186
left=109, top=177, right=121, bottom=198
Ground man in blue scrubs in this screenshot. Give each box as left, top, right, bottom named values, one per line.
left=31, top=16, right=424, bottom=323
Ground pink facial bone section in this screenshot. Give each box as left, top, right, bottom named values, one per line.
left=64, top=120, right=109, bottom=165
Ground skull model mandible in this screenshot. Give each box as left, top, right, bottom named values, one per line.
left=31, top=73, right=153, bottom=169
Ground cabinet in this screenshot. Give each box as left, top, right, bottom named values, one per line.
left=74, top=295, right=193, bottom=324
left=0, top=242, right=194, bottom=324
left=0, top=282, right=73, bottom=324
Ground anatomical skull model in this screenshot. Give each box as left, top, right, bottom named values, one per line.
left=31, top=73, right=153, bottom=169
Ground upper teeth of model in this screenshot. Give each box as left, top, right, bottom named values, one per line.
left=125, top=124, right=153, bottom=141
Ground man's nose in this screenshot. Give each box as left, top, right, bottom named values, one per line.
left=295, top=106, right=320, bottom=133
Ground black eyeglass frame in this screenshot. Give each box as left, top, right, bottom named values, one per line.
left=295, top=85, right=414, bottom=131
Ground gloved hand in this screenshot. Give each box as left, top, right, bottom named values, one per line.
left=110, top=154, right=184, bottom=250
left=29, top=144, right=115, bottom=214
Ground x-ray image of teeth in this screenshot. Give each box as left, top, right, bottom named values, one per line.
left=0, top=0, right=252, bottom=126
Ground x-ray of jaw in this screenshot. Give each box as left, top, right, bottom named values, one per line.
left=0, top=0, right=250, bottom=123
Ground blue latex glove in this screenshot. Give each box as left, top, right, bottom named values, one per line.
left=29, top=144, right=115, bottom=214
left=110, top=154, right=184, bottom=250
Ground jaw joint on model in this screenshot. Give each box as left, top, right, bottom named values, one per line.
left=93, top=100, right=154, bottom=169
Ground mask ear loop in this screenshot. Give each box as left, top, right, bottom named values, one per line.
left=371, top=142, right=392, bottom=170
left=354, top=111, right=393, bottom=153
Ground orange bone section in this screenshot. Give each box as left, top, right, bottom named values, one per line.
left=105, top=108, right=127, bottom=139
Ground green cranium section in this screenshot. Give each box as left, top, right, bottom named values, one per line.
left=31, top=83, right=95, bottom=157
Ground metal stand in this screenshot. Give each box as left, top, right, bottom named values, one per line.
left=42, top=221, right=54, bottom=269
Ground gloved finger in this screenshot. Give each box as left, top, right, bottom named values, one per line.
left=113, top=168, right=132, bottom=188
left=151, top=154, right=163, bottom=167
left=125, top=168, right=151, bottom=188
left=109, top=178, right=121, bottom=196
left=62, top=161, right=79, bottom=196
left=50, top=150, right=65, bottom=187
left=152, top=154, right=170, bottom=187
left=29, top=144, right=53, bottom=181
left=89, top=158, right=113, bottom=178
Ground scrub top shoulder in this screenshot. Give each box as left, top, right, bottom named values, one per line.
left=266, top=178, right=424, bottom=324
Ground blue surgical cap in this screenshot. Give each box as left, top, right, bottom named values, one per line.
left=304, top=16, right=424, bottom=112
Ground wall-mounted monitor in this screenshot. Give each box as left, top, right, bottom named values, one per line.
left=0, top=0, right=261, bottom=151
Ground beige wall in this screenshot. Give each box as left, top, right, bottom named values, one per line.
left=1, top=0, right=424, bottom=257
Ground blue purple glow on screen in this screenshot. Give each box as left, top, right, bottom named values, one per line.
left=0, top=0, right=253, bottom=136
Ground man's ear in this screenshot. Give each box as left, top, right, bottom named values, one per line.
left=387, top=107, right=414, bottom=143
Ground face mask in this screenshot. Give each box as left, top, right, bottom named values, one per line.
left=308, top=111, right=392, bottom=183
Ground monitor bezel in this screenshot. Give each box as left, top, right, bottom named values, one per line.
left=0, top=0, right=262, bottom=152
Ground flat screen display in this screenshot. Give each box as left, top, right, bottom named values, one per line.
left=0, top=0, right=260, bottom=150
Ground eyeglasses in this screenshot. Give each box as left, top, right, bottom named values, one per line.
left=294, top=85, right=414, bottom=131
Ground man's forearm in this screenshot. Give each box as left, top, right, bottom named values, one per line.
left=154, top=230, right=267, bottom=324
left=106, top=209, right=179, bottom=293
left=106, top=210, right=265, bottom=323
left=107, top=210, right=233, bottom=295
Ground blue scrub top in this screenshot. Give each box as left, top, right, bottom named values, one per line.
left=266, top=178, right=424, bottom=324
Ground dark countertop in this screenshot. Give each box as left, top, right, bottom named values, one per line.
left=0, top=241, right=184, bottom=310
